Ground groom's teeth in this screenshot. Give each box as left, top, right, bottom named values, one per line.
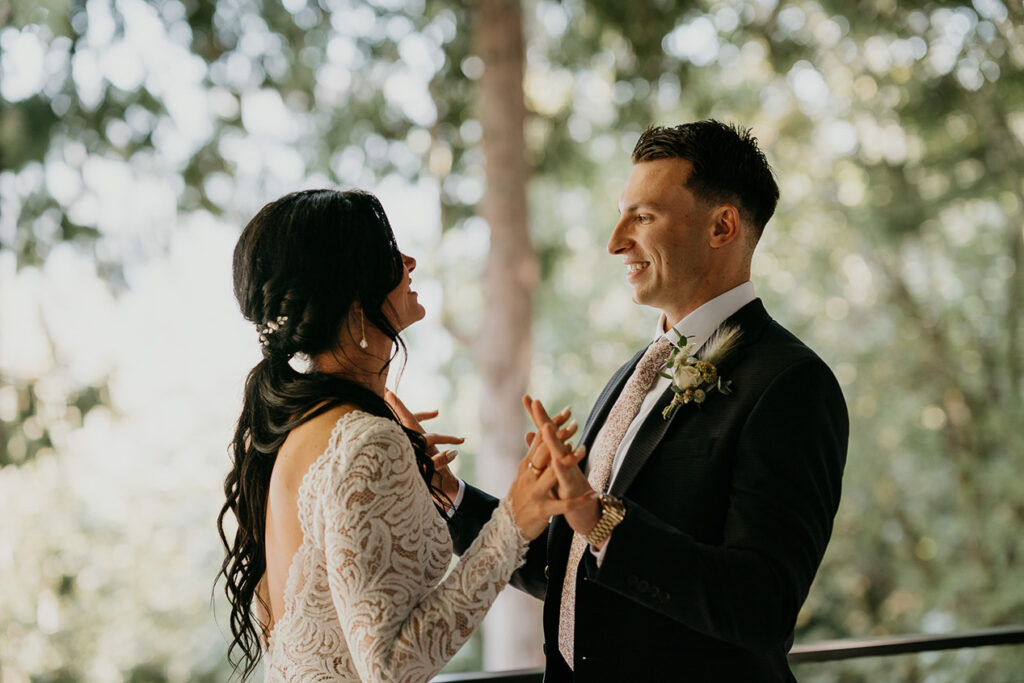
left=627, top=263, right=648, bottom=273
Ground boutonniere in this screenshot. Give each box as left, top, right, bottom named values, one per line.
left=659, top=325, right=743, bottom=420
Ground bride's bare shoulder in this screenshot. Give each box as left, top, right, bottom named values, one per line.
left=273, top=405, right=363, bottom=487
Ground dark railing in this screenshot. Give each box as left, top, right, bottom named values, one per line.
left=787, top=624, right=1024, bottom=662
left=432, top=625, right=1024, bottom=682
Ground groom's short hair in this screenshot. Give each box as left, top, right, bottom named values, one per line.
left=632, top=120, right=780, bottom=240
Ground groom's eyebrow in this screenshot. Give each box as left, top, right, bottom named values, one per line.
left=619, top=201, right=660, bottom=214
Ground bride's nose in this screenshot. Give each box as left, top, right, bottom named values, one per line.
left=402, top=253, right=416, bottom=273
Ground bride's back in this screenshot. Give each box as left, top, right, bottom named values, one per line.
left=261, top=404, right=360, bottom=633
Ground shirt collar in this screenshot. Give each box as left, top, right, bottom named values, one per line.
left=655, top=281, right=756, bottom=351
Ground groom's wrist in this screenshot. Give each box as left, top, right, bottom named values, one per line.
left=583, top=493, right=625, bottom=548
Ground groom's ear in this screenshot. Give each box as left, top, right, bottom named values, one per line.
left=708, top=204, right=741, bottom=249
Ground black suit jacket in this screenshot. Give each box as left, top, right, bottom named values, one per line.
left=449, top=299, right=849, bottom=682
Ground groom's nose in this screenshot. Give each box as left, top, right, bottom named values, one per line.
left=608, top=216, right=632, bottom=254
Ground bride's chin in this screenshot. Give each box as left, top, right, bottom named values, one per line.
left=395, top=306, right=426, bottom=331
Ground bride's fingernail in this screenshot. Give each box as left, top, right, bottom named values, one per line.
left=565, top=420, right=578, bottom=432
left=446, top=449, right=459, bottom=459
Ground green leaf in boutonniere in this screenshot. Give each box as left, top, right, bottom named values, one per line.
left=661, top=325, right=742, bottom=420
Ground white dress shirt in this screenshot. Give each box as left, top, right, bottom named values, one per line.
left=599, top=281, right=756, bottom=490
left=590, top=281, right=756, bottom=562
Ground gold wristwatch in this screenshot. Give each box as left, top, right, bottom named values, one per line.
left=585, top=493, right=626, bottom=546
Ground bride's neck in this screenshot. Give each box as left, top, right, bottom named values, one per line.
left=310, top=340, right=393, bottom=398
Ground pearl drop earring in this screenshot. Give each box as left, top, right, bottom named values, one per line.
left=359, top=311, right=368, bottom=349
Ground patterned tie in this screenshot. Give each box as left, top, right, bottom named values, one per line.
left=558, top=337, right=672, bottom=668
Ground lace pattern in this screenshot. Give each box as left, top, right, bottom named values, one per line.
left=263, top=410, right=528, bottom=682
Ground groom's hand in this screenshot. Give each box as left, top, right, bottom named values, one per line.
left=527, top=399, right=604, bottom=545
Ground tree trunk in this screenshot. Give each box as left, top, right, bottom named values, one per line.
left=471, top=0, right=542, bottom=670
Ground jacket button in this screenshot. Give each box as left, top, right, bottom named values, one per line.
left=627, top=575, right=639, bottom=587
left=638, top=579, right=649, bottom=591
left=662, top=593, right=671, bottom=603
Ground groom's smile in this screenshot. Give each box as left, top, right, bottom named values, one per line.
left=624, top=261, right=649, bottom=280
left=609, top=157, right=719, bottom=327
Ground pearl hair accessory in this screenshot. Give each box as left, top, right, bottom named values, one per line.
left=258, top=315, right=289, bottom=347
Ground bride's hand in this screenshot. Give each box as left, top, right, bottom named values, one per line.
left=385, top=390, right=463, bottom=501
left=508, top=433, right=594, bottom=540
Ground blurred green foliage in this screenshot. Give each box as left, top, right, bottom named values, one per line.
left=1, top=0, right=1022, bottom=680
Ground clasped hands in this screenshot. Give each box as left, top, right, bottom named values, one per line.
left=385, top=390, right=602, bottom=543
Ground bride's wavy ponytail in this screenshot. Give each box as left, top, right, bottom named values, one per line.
left=216, top=190, right=442, bottom=681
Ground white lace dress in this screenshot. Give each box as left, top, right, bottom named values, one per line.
left=262, top=410, right=529, bottom=682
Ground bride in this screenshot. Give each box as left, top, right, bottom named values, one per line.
left=216, top=189, right=590, bottom=682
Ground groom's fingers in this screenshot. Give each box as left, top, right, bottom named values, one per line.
left=549, top=441, right=587, bottom=493
left=525, top=419, right=574, bottom=448
left=540, top=422, right=570, bottom=457
left=529, top=398, right=555, bottom=428
left=543, top=490, right=599, bottom=517
left=523, top=395, right=571, bottom=431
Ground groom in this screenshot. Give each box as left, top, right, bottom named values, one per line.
left=447, top=120, right=848, bottom=681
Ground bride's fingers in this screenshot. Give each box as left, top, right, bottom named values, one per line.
left=519, top=428, right=546, bottom=472
left=425, top=433, right=465, bottom=447
left=413, top=409, right=439, bottom=423
left=385, top=390, right=423, bottom=432
left=530, top=439, right=554, bottom=471
left=557, top=420, right=578, bottom=441
left=431, top=449, right=458, bottom=469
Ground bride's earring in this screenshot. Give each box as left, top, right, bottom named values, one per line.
left=359, top=310, right=368, bottom=349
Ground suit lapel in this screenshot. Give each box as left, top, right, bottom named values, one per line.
left=609, top=299, right=773, bottom=497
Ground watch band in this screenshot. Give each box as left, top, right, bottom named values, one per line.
left=585, top=493, right=626, bottom=546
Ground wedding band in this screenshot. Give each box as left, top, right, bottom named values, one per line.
left=528, top=462, right=544, bottom=476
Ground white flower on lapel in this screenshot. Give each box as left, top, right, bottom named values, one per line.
left=672, top=364, right=702, bottom=391
left=659, top=325, right=742, bottom=420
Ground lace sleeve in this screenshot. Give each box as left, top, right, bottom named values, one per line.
left=319, top=417, right=528, bottom=683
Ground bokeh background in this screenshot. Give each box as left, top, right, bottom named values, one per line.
left=1, top=0, right=1022, bottom=680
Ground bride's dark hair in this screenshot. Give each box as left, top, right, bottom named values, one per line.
left=216, top=189, right=445, bottom=681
